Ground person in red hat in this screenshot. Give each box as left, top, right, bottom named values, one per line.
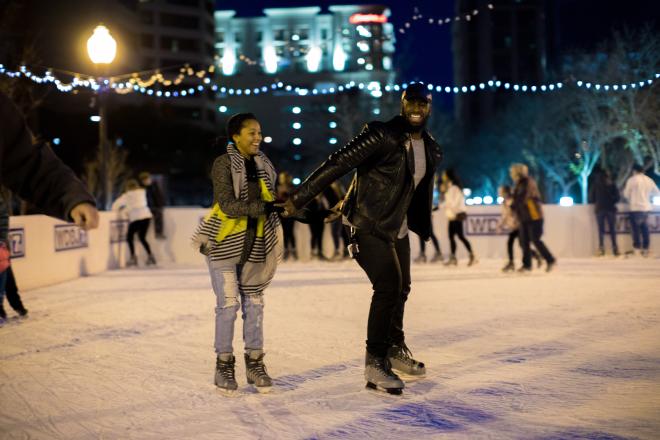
left=278, top=83, right=442, bottom=395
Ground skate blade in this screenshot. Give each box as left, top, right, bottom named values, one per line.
left=391, top=369, right=426, bottom=382
left=254, top=385, right=273, bottom=394
left=366, top=382, right=403, bottom=395
left=215, top=387, right=239, bottom=397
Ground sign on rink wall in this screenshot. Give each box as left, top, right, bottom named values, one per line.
left=8, top=227, right=25, bottom=259
left=9, top=205, right=660, bottom=291
left=54, top=224, right=89, bottom=252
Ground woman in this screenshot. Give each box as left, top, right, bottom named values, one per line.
left=498, top=185, right=541, bottom=272
left=111, top=179, right=156, bottom=267
left=441, top=169, right=476, bottom=266
left=192, top=113, right=283, bottom=395
left=510, top=163, right=556, bottom=272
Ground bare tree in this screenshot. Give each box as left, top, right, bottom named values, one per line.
left=83, top=142, right=131, bottom=204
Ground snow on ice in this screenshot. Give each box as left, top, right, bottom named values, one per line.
left=1, top=258, right=659, bottom=439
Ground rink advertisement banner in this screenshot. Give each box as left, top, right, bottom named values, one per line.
left=110, top=220, right=129, bottom=243
left=54, top=224, right=89, bottom=252
left=607, top=212, right=660, bottom=234
left=464, top=214, right=509, bottom=236
left=8, top=227, right=25, bottom=259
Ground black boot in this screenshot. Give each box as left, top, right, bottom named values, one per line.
left=215, top=354, right=238, bottom=394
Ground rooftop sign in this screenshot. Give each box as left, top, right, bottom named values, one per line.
left=349, top=13, right=387, bottom=24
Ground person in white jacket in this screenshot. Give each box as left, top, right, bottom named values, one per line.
left=112, top=179, right=155, bottom=266
left=441, top=169, right=476, bottom=266
left=622, top=165, right=660, bottom=257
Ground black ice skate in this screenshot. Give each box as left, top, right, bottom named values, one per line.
left=444, top=255, right=457, bottom=266
left=244, top=350, right=272, bottom=393
left=146, top=254, right=157, bottom=266
left=215, top=354, right=238, bottom=395
left=365, top=351, right=404, bottom=395
left=387, top=343, right=426, bottom=381
left=502, top=261, right=515, bottom=272
left=126, top=255, right=138, bottom=267
left=468, top=253, right=478, bottom=266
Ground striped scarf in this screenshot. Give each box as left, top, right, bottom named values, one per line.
left=193, top=144, right=283, bottom=294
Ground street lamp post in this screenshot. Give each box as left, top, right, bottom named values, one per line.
left=87, top=24, right=116, bottom=210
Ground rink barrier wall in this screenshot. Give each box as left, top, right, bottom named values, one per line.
left=10, top=205, right=660, bottom=291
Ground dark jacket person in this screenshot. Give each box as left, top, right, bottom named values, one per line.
left=279, top=82, right=442, bottom=394
left=0, top=91, right=97, bottom=228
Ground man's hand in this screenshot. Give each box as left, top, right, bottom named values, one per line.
left=70, top=203, right=100, bottom=230
left=274, top=199, right=297, bottom=217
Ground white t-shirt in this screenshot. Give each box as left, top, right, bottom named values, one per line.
left=623, top=173, right=660, bottom=212
left=443, top=184, right=466, bottom=221
left=111, top=188, right=153, bottom=222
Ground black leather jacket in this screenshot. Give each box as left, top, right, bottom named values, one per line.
left=291, top=115, right=442, bottom=242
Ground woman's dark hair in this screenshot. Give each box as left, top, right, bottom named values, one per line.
left=444, top=168, right=463, bottom=188
left=226, top=112, right=258, bottom=143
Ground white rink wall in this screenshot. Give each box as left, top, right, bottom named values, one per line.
left=9, top=205, right=660, bottom=291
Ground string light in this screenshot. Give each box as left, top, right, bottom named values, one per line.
left=399, top=4, right=494, bottom=34
left=1, top=64, right=657, bottom=100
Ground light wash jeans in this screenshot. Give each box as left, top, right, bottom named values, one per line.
left=207, top=259, right=264, bottom=354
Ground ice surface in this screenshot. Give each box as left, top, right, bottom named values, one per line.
left=1, top=258, right=659, bottom=439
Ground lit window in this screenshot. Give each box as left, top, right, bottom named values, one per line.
left=292, top=138, right=302, bottom=145
left=264, top=136, right=273, bottom=143
left=292, top=106, right=301, bottom=114
left=328, top=106, right=336, bottom=113
left=292, top=122, right=302, bottom=129
left=329, top=138, right=338, bottom=144
left=329, top=121, right=337, bottom=128
left=218, top=105, right=228, bottom=112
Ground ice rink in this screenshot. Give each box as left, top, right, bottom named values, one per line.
left=1, top=257, right=659, bottom=439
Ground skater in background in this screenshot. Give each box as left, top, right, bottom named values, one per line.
left=510, top=164, right=556, bottom=272
left=498, top=185, right=540, bottom=272
left=415, top=173, right=443, bottom=263
left=192, top=113, right=283, bottom=394
left=589, top=169, right=620, bottom=257
left=112, top=179, right=156, bottom=267
left=622, top=164, right=660, bottom=257
left=323, top=181, right=349, bottom=260
left=278, top=83, right=441, bottom=395
left=307, top=194, right=328, bottom=260
left=139, top=171, right=166, bottom=239
left=276, top=171, right=297, bottom=261
left=441, top=169, right=476, bottom=266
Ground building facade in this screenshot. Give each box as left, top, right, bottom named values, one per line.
left=213, top=5, right=397, bottom=179
left=136, top=0, right=217, bottom=130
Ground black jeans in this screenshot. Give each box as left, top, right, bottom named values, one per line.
left=507, top=230, right=539, bottom=263
left=150, top=208, right=164, bottom=236
left=419, top=230, right=440, bottom=255
left=127, top=218, right=152, bottom=257
left=596, top=211, right=618, bottom=251
left=354, top=232, right=411, bottom=358
left=3, top=266, right=26, bottom=312
left=448, top=220, right=472, bottom=255
left=519, top=219, right=555, bottom=268
left=280, top=217, right=296, bottom=250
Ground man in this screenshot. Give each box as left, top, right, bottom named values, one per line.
left=139, top=171, right=166, bottom=239
left=0, top=91, right=98, bottom=229
left=623, top=164, right=660, bottom=257
left=278, top=83, right=441, bottom=395
left=509, top=163, right=556, bottom=272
